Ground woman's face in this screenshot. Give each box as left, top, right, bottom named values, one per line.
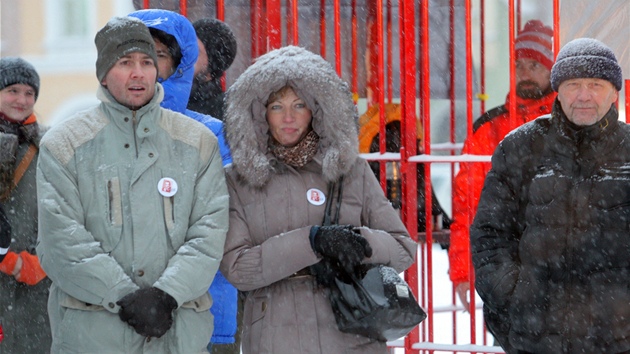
left=266, top=87, right=312, bottom=147
left=0, top=83, right=36, bottom=122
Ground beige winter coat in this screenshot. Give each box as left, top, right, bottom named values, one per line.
left=220, top=46, right=417, bottom=354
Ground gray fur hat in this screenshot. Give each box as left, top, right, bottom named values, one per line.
left=0, top=57, right=40, bottom=101
left=95, top=16, right=158, bottom=82
left=551, top=38, right=622, bottom=91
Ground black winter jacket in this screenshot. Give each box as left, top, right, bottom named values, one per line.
left=472, top=99, right=630, bottom=354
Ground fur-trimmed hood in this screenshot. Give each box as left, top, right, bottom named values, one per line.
left=224, top=46, right=359, bottom=188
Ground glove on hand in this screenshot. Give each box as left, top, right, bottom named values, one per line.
left=15, top=251, right=46, bottom=285
left=117, top=287, right=178, bottom=338
left=310, top=225, right=373, bottom=273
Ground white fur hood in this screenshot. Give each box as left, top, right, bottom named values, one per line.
left=224, top=46, right=359, bottom=188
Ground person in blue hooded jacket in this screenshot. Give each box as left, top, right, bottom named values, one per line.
left=128, top=9, right=237, bottom=352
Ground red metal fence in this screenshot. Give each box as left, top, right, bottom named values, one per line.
left=140, top=1, right=628, bottom=353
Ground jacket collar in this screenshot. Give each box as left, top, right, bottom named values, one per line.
left=97, top=83, right=164, bottom=129
left=552, top=98, right=620, bottom=148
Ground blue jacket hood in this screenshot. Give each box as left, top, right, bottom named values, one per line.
left=128, top=9, right=198, bottom=114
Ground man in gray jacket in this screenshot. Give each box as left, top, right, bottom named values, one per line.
left=36, top=16, right=228, bottom=354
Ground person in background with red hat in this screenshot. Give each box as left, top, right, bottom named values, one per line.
left=448, top=20, right=556, bottom=311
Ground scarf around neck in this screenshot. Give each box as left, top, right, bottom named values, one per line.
left=0, top=113, right=39, bottom=144
left=269, top=130, right=319, bottom=168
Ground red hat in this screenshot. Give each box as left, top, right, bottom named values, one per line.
left=515, top=20, right=554, bottom=70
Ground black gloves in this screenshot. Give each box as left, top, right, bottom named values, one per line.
left=309, top=225, right=373, bottom=273
left=117, top=287, right=178, bottom=338
left=0, top=206, right=10, bottom=263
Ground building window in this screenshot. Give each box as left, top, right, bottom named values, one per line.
left=45, top=0, right=95, bottom=51
left=59, top=0, right=89, bottom=38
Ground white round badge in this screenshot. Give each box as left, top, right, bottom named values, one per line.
left=157, top=177, right=178, bottom=197
left=306, top=188, right=326, bottom=206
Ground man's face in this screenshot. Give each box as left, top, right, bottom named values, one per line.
left=154, top=38, right=175, bottom=81
left=101, top=52, right=157, bottom=110
left=557, top=78, right=618, bottom=126
left=193, top=38, right=211, bottom=82
left=515, top=58, right=551, bottom=99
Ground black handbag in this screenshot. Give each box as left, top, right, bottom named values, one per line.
left=314, top=177, right=427, bottom=342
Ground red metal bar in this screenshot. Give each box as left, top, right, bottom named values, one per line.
left=449, top=0, right=456, bottom=153
left=386, top=0, right=393, bottom=103
left=320, top=0, right=327, bottom=58
left=553, top=0, right=560, bottom=59
left=334, top=0, right=341, bottom=75
left=516, top=0, right=521, bottom=31
left=480, top=0, right=486, bottom=115
left=287, top=0, right=299, bottom=45
left=367, top=0, right=386, bottom=194
left=267, top=0, right=282, bottom=50
left=419, top=0, right=434, bottom=346
left=399, top=0, right=418, bottom=351
left=351, top=0, right=358, bottom=102
left=464, top=0, right=478, bottom=348
left=626, top=80, right=630, bottom=123
left=399, top=0, right=417, bottom=246
left=217, top=0, right=225, bottom=20
left=448, top=0, right=458, bottom=346
left=508, top=1, right=516, bottom=130
left=251, top=0, right=265, bottom=59
left=217, top=0, right=226, bottom=91
left=180, top=0, right=187, bottom=16
left=143, top=0, right=149, bottom=9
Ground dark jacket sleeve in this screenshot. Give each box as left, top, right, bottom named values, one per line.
left=470, top=141, right=522, bottom=313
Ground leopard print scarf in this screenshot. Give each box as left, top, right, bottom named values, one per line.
left=269, top=130, right=319, bottom=168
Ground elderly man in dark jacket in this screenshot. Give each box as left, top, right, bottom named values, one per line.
left=471, top=38, right=628, bottom=354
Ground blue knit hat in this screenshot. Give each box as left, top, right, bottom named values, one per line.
left=551, top=38, right=622, bottom=91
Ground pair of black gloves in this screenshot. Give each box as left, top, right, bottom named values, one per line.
left=117, top=287, right=178, bottom=338
left=309, top=225, right=373, bottom=286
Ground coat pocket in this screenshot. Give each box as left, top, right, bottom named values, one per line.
left=92, top=166, right=123, bottom=252
left=59, top=293, right=105, bottom=312
left=181, top=292, right=212, bottom=312
left=107, top=177, right=123, bottom=227
left=244, top=293, right=269, bottom=353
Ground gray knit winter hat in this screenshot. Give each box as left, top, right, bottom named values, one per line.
left=0, top=57, right=40, bottom=101
left=551, top=38, right=622, bottom=91
left=95, top=16, right=158, bottom=82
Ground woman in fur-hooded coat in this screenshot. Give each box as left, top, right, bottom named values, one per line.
left=219, top=46, right=417, bottom=354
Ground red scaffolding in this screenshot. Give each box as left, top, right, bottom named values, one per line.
left=140, top=1, right=628, bottom=353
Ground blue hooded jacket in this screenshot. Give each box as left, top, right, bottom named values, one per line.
left=129, top=9, right=232, bottom=166
left=128, top=9, right=236, bottom=345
